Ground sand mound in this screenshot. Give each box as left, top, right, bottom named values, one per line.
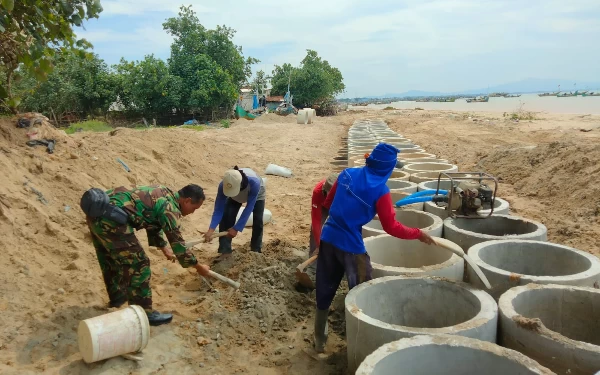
left=479, top=141, right=600, bottom=251
left=0, top=114, right=349, bottom=374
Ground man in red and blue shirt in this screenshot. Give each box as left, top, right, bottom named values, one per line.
left=313, top=143, right=434, bottom=353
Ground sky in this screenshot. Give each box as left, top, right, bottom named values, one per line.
left=76, top=0, right=600, bottom=97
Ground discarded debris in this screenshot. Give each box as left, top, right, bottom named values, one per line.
left=24, top=181, right=49, bottom=205
left=26, top=139, right=55, bottom=154
left=116, top=158, right=131, bottom=172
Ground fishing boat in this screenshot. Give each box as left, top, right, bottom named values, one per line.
left=505, top=94, right=521, bottom=98
left=466, top=96, right=489, bottom=103
left=557, top=92, right=577, bottom=97
left=582, top=91, right=600, bottom=97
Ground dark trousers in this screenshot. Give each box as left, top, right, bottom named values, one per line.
left=315, top=240, right=372, bottom=310
left=87, top=218, right=152, bottom=310
left=218, top=198, right=264, bottom=254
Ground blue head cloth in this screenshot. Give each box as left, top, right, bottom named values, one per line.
left=365, top=143, right=400, bottom=179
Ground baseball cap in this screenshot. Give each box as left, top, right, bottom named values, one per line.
left=222, top=169, right=243, bottom=197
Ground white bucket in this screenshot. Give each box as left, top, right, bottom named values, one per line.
left=78, top=305, right=150, bottom=363
left=297, top=110, right=308, bottom=124
left=236, top=207, right=273, bottom=227
left=265, top=163, right=293, bottom=177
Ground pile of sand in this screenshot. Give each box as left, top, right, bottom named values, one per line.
left=386, top=110, right=600, bottom=255
left=0, top=113, right=351, bottom=374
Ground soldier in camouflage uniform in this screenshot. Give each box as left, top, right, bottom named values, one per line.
left=86, top=184, right=210, bottom=326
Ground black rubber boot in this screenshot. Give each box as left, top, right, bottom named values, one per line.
left=108, top=298, right=126, bottom=309
left=147, top=311, right=173, bottom=326
left=313, top=308, right=329, bottom=353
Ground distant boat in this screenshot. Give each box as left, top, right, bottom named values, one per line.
left=505, top=94, right=521, bottom=98
left=582, top=91, right=600, bottom=97
left=557, top=92, right=577, bottom=97
left=538, top=92, right=558, bottom=97
left=466, top=96, right=489, bottom=103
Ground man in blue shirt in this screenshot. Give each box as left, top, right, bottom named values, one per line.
left=204, top=167, right=266, bottom=260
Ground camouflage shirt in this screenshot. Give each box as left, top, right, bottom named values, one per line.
left=106, top=185, right=197, bottom=268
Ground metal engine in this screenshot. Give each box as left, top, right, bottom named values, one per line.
left=453, top=180, right=495, bottom=215
left=432, top=172, right=498, bottom=219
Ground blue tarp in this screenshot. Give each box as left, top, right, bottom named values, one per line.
left=253, top=95, right=259, bottom=109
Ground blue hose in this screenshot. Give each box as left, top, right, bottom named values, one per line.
left=402, top=189, right=449, bottom=199
left=396, top=196, right=435, bottom=207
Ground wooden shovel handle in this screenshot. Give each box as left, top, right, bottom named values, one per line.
left=207, top=270, right=240, bottom=289
left=185, top=232, right=229, bottom=248
left=297, top=255, right=318, bottom=272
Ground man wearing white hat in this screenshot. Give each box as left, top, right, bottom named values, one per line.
left=204, top=166, right=266, bottom=259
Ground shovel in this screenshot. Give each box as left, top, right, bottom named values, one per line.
left=295, top=255, right=318, bottom=289
left=184, top=231, right=229, bottom=248
left=433, top=239, right=492, bottom=289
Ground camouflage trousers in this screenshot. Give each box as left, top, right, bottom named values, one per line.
left=87, top=217, right=153, bottom=311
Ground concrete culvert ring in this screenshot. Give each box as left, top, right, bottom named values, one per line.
left=389, top=171, right=410, bottom=180
left=499, top=284, right=600, bottom=375
left=417, top=179, right=455, bottom=192
left=346, top=276, right=498, bottom=373
left=363, top=209, right=443, bottom=238
left=469, top=240, right=600, bottom=299
left=394, top=149, right=426, bottom=154
left=365, top=235, right=464, bottom=280
left=425, top=197, right=511, bottom=219
left=402, top=158, right=448, bottom=164
left=386, top=179, right=417, bottom=193
left=410, top=171, right=472, bottom=184
left=356, top=335, right=555, bottom=375
left=403, top=162, right=459, bottom=174
left=443, top=214, right=548, bottom=251
left=401, top=153, right=436, bottom=160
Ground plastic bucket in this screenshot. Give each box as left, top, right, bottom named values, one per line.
left=78, top=305, right=150, bottom=363
left=236, top=207, right=273, bottom=227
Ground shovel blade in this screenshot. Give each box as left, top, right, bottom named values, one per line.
left=295, top=269, right=315, bottom=289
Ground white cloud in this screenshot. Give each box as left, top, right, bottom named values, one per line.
left=82, top=0, right=600, bottom=95
left=101, top=0, right=214, bottom=16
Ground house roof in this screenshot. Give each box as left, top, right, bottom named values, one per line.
left=266, top=96, right=284, bottom=102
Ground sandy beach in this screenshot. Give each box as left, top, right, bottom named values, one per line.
left=0, top=108, right=598, bottom=374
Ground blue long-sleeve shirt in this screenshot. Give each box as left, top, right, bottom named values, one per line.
left=209, top=177, right=262, bottom=232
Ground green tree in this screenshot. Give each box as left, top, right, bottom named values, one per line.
left=19, top=50, right=117, bottom=117
left=0, top=0, right=103, bottom=112
left=162, top=5, right=258, bottom=113
left=114, top=55, right=182, bottom=118
left=271, top=50, right=345, bottom=108
left=251, top=70, right=268, bottom=95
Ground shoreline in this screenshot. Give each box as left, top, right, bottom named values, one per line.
left=347, top=94, right=600, bottom=116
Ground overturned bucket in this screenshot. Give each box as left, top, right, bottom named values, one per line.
left=78, top=305, right=150, bottom=363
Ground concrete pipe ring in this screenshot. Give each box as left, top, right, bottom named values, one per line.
left=402, top=158, right=449, bottom=165
left=468, top=240, right=600, bottom=299
left=365, top=235, right=464, bottom=281
left=345, top=276, right=498, bottom=374
left=389, top=171, right=411, bottom=181
left=401, top=153, right=437, bottom=161
left=363, top=209, right=443, bottom=238
left=499, top=284, right=600, bottom=375
left=386, top=179, right=418, bottom=193
left=296, top=110, right=308, bottom=124
left=396, top=149, right=427, bottom=154
left=403, top=163, right=459, bottom=174
left=356, top=334, right=555, bottom=375
left=443, top=214, right=548, bottom=251
left=410, top=171, right=473, bottom=184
